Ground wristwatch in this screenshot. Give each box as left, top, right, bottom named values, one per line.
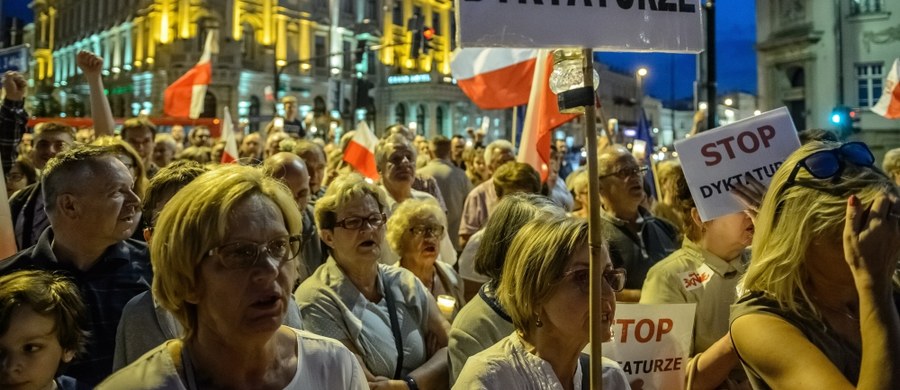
left=404, top=375, right=419, bottom=390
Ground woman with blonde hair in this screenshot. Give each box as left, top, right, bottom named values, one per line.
left=455, top=216, right=630, bottom=389
left=730, top=141, right=900, bottom=389
left=295, top=173, right=450, bottom=390
left=100, top=165, right=366, bottom=389
left=387, top=198, right=465, bottom=318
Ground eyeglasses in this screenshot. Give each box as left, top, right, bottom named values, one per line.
left=786, top=142, right=875, bottom=186
left=599, top=166, right=648, bottom=180
left=334, top=213, right=387, bottom=230
left=408, top=224, right=444, bottom=238
left=563, top=267, right=627, bottom=294
left=207, top=235, right=302, bottom=269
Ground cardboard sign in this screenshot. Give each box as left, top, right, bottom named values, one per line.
left=600, top=303, right=696, bottom=390
left=674, top=107, right=801, bottom=221
left=456, top=0, right=704, bottom=52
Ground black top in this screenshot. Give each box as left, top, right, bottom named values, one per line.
left=602, top=208, right=679, bottom=290
left=0, top=228, right=153, bottom=386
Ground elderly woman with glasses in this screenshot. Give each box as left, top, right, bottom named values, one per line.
left=730, top=141, right=900, bottom=389
left=100, top=165, right=366, bottom=389
left=387, top=198, right=466, bottom=319
left=295, top=173, right=451, bottom=390
left=455, top=215, right=630, bottom=389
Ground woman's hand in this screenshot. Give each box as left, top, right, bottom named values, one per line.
left=368, top=378, right=409, bottom=390
left=76, top=51, right=104, bottom=78
left=843, top=193, right=900, bottom=285
left=731, top=173, right=766, bottom=224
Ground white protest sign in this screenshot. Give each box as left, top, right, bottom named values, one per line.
left=674, top=107, right=801, bottom=222
left=600, top=303, right=696, bottom=390
left=456, top=0, right=704, bottom=52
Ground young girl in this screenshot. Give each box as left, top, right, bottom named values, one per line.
left=0, top=270, right=89, bottom=390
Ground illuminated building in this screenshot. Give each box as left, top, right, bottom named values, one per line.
left=28, top=0, right=375, bottom=131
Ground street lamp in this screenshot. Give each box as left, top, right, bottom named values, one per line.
left=724, top=97, right=733, bottom=106
left=637, top=67, right=648, bottom=77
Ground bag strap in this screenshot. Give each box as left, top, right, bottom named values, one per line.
left=579, top=353, right=590, bottom=389
left=383, top=278, right=404, bottom=380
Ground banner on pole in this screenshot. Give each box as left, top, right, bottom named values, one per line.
left=601, top=303, right=696, bottom=390
left=674, top=107, right=800, bottom=222
left=456, top=0, right=704, bottom=52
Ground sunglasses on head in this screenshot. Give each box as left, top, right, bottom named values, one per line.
left=786, top=142, right=875, bottom=186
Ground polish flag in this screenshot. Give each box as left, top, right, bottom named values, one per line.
left=343, top=121, right=379, bottom=180
left=164, top=30, right=218, bottom=118
left=872, top=58, right=900, bottom=119
left=451, top=48, right=540, bottom=109
left=517, top=50, right=578, bottom=181
left=220, top=107, right=239, bottom=164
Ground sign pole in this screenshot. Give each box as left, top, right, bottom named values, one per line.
left=583, top=48, right=604, bottom=390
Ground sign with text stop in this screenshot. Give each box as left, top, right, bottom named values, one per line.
left=674, top=107, right=801, bottom=221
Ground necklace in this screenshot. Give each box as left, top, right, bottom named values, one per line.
left=813, top=298, right=860, bottom=322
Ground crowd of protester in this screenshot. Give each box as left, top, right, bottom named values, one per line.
left=0, top=50, right=899, bottom=390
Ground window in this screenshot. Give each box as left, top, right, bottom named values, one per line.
left=393, top=4, right=403, bottom=25
left=850, top=0, right=883, bottom=15
left=857, top=63, right=883, bottom=107
left=315, top=35, right=328, bottom=69
left=343, top=40, right=352, bottom=70
left=432, top=12, right=441, bottom=35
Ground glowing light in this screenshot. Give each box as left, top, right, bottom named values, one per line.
left=753, top=110, right=761, bottom=116
left=699, top=102, right=708, bottom=110
left=330, top=67, right=340, bottom=75
left=300, top=63, right=311, bottom=70
left=276, top=60, right=287, bottom=67
left=724, top=98, right=733, bottom=106
left=636, top=67, right=648, bottom=77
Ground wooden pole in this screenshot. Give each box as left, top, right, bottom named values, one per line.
left=583, top=48, right=604, bottom=390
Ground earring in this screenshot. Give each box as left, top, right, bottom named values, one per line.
left=535, top=315, right=543, bottom=328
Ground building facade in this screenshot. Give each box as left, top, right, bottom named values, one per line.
left=756, top=0, right=900, bottom=159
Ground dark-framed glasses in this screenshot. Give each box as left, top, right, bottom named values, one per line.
left=786, top=142, right=875, bottom=186
left=564, top=267, right=627, bottom=294
left=599, top=166, right=648, bottom=180
left=408, top=224, right=444, bottom=238
left=207, top=235, right=302, bottom=269
left=335, top=213, right=387, bottom=230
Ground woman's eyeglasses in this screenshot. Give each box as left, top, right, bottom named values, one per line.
left=334, top=213, right=387, bottom=230
left=408, top=224, right=444, bottom=238
left=564, top=267, right=627, bottom=294
left=207, top=235, right=302, bottom=269
left=786, top=142, right=875, bottom=186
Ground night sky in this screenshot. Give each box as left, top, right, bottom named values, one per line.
left=596, top=1, right=757, bottom=102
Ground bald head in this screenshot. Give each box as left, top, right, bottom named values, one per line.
left=265, top=152, right=311, bottom=208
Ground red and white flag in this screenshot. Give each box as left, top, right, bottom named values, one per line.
left=517, top=50, right=578, bottom=181
left=872, top=58, right=900, bottom=119
left=343, top=121, right=379, bottom=180
left=451, top=48, right=539, bottom=109
left=164, top=30, right=217, bottom=118
left=220, top=107, right=239, bottom=164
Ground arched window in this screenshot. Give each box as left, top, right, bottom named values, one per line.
left=395, top=103, right=406, bottom=124
left=416, top=104, right=426, bottom=135
left=436, top=106, right=444, bottom=135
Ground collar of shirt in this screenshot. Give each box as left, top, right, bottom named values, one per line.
left=30, top=228, right=139, bottom=274
left=600, top=206, right=649, bottom=227
left=682, top=239, right=748, bottom=278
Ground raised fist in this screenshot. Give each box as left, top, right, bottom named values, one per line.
left=76, top=50, right=104, bottom=77
left=2, top=71, right=27, bottom=101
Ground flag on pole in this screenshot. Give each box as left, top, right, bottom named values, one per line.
left=343, top=121, right=379, bottom=180
left=164, top=30, right=218, bottom=118
left=872, top=58, right=900, bottom=119
left=451, top=48, right=540, bottom=109
left=517, top=50, right=578, bottom=181
left=221, top=107, right=239, bottom=164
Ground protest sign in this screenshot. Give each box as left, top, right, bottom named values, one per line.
left=456, top=0, right=704, bottom=52
left=674, top=107, right=800, bottom=221
left=600, top=303, right=696, bottom=390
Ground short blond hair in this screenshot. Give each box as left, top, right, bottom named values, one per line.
left=742, top=141, right=897, bottom=320
left=314, top=173, right=388, bottom=230
left=883, top=147, right=900, bottom=181
left=497, top=216, right=588, bottom=337
left=151, top=165, right=302, bottom=339
left=386, top=198, right=446, bottom=254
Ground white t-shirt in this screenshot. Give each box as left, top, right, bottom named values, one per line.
left=98, top=328, right=367, bottom=389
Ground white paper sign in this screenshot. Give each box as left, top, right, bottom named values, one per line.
left=600, top=303, right=696, bottom=390
left=456, top=0, right=704, bottom=52
left=674, top=107, right=801, bottom=222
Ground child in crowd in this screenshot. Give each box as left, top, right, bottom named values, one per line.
left=0, top=270, right=90, bottom=390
